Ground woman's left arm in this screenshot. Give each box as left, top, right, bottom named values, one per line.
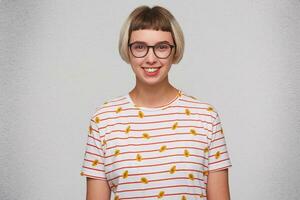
left=206, top=168, right=231, bottom=200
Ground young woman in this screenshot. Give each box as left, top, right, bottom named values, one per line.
left=80, top=5, right=232, bottom=200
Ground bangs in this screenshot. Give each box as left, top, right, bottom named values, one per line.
left=129, top=8, right=173, bottom=39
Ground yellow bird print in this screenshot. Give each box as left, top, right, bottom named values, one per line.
left=207, top=107, right=213, bottom=112
left=185, top=108, right=191, bottom=115
left=188, top=173, right=194, bottom=180
left=122, top=170, right=128, bottom=178
left=95, top=116, right=100, bottom=123
left=203, top=147, right=209, bottom=153
left=114, top=149, right=120, bottom=156
left=215, top=151, right=221, bottom=159
left=159, top=145, right=167, bottom=152
left=158, top=191, right=165, bottom=198
left=200, top=193, right=205, bottom=198
left=172, top=122, right=178, bottom=130
left=92, top=159, right=99, bottom=166
left=190, top=128, right=197, bottom=135
left=138, top=110, right=144, bottom=118
left=178, top=91, right=182, bottom=97
left=203, top=170, right=209, bottom=176
left=102, top=139, right=107, bottom=146
left=142, top=133, right=150, bottom=139
left=104, top=101, right=108, bottom=105
left=169, top=165, right=176, bottom=174
left=80, top=171, right=84, bottom=176
left=184, top=149, right=190, bottom=157
left=125, top=125, right=131, bottom=134
left=114, top=195, right=119, bottom=200
left=221, top=128, right=224, bottom=134
left=181, top=195, right=187, bottom=200
left=116, top=106, right=122, bottom=113
left=141, top=177, right=148, bottom=184
left=136, top=153, right=142, bottom=161
left=88, top=125, right=93, bottom=135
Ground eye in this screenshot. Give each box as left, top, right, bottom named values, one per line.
left=132, top=43, right=146, bottom=50
left=156, top=43, right=170, bottom=50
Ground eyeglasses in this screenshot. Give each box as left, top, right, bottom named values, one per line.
left=128, top=42, right=176, bottom=59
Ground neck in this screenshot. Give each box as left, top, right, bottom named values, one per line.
left=129, top=77, right=179, bottom=108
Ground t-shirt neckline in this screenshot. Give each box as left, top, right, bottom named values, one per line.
left=126, top=89, right=183, bottom=112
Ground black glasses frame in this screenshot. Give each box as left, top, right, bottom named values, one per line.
left=128, top=42, right=176, bottom=59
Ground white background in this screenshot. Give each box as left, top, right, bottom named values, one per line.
left=0, top=0, right=299, bottom=199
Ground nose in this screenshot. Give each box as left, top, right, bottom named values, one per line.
left=145, top=47, right=157, bottom=64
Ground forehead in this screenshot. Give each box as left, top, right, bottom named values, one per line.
left=130, top=29, right=173, bottom=44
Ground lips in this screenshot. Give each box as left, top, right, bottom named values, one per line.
left=141, top=66, right=161, bottom=76
left=141, top=67, right=161, bottom=69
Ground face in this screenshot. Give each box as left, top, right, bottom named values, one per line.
left=128, top=29, right=175, bottom=86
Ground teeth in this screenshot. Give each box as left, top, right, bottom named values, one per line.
left=144, top=68, right=159, bottom=72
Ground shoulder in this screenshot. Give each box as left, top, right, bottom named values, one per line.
left=90, top=93, right=129, bottom=123
left=180, top=90, right=219, bottom=119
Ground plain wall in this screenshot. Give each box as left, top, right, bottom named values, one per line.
left=0, top=0, right=299, bottom=199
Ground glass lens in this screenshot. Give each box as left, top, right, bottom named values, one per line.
left=131, top=43, right=147, bottom=57
left=154, top=43, right=171, bottom=58
left=130, top=42, right=172, bottom=58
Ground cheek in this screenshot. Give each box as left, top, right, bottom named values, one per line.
left=129, top=55, right=142, bottom=67
left=161, top=58, right=173, bottom=68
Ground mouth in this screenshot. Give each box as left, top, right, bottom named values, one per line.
left=141, top=67, right=162, bottom=73
left=141, top=66, right=162, bottom=76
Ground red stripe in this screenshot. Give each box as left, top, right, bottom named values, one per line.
left=211, top=136, right=225, bottom=143
left=103, top=118, right=212, bottom=129
left=209, top=143, right=227, bottom=151
left=85, top=150, right=102, bottom=157
left=87, top=135, right=101, bottom=143
left=212, top=121, right=221, bottom=127
left=117, top=184, right=204, bottom=193
left=82, top=165, right=105, bottom=172
left=83, top=158, right=105, bottom=165
left=109, top=168, right=204, bottom=183
left=208, top=165, right=232, bottom=172
left=208, top=157, right=231, bottom=165
left=117, top=177, right=204, bottom=186
left=105, top=126, right=212, bottom=138
left=80, top=172, right=107, bottom=180
left=89, top=126, right=99, bottom=133
left=121, top=191, right=206, bottom=200
left=105, top=161, right=206, bottom=175
left=98, top=111, right=215, bottom=124
left=102, top=101, right=130, bottom=110
left=105, top=146, right=207, bottom=158
left=106, top=139, right=207, bottom=150
left=107, top=132, right=207, bottom=143
left=86, top=143, right=104, bottom=153
left=105, top=153, right=206, bottom=167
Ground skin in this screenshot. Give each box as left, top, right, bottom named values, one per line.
left=207, top=169, right=231, bottom=200
left=86, top=178, right=111, bottom=200
left=128, top=29, right=179, bottom=107
left=86, top=29, right=231, bottom=200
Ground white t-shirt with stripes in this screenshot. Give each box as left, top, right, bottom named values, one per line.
left=80, top=89, right=232, bottom=200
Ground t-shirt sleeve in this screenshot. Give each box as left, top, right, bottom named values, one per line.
left=80, top=113, right=107, bottom=180
left=207, top=107, right=232, bottom=172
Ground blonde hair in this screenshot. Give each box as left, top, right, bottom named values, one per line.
left=118, top=5, right=184, bottom=64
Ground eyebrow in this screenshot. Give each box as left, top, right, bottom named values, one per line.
left=130, top=40, right=173, bottom=45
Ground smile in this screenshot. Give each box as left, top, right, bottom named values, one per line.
left=141, top=67, right=161, bottom=76
left=142, top=67, right=161, bottom=72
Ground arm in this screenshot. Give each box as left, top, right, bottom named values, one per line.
left=86, top=178, right=111, bottom=200
left=206, top=169, right=231, bottom=200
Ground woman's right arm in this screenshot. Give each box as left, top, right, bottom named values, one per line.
left=86, top=178, right=111, bottom=200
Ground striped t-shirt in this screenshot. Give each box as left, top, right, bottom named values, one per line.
left=80, top=89, right=232, bottom=200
